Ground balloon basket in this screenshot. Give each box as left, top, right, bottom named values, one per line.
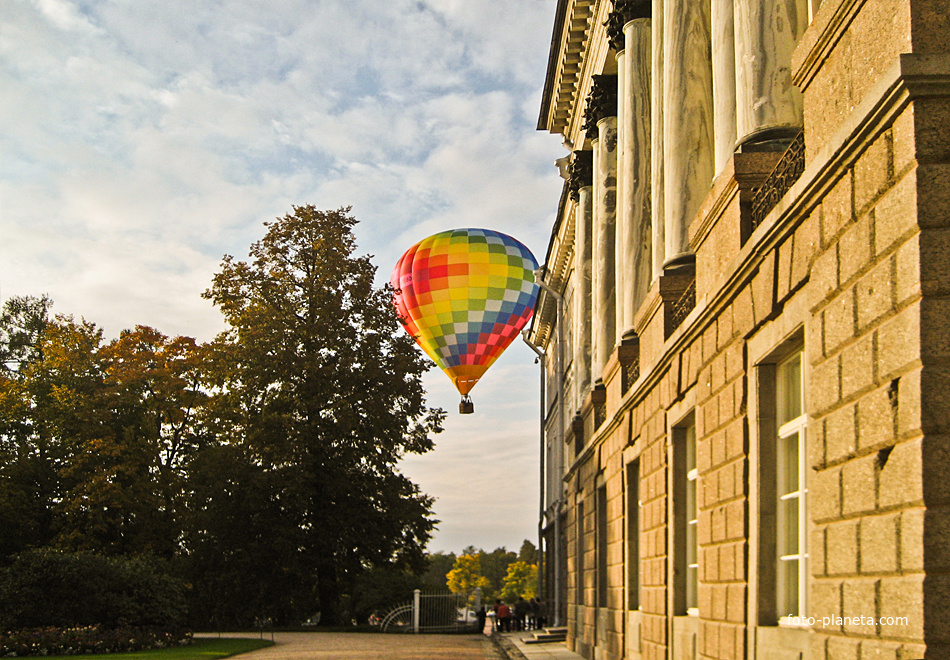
left=459, top=395, right=474, bottom=415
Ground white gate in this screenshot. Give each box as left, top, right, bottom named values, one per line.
left=381, top=589, right=482, bottom=633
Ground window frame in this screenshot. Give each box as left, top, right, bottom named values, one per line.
left=672, top=413, right=698, bottom=617
left=775, top=351, right=808, bottom=624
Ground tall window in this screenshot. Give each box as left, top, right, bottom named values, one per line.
left=597, top=485, right=608, bottom=608
left=685, top=423, right=698, bottom=614
left=626, top=460, right=640, bottom=610
left=577, top=500, right=586, bottom=607
left=673, top=417, right=698, bottom=615
left=776, top=351, right=807, bottom=621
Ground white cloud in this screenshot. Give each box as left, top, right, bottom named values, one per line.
left=1, top=0, right=566, bottom=553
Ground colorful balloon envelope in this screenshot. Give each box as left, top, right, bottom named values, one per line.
left=392, top=228, right=540, bottom=410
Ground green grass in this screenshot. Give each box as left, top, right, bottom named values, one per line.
left=39, top=637, right=274, bottom=660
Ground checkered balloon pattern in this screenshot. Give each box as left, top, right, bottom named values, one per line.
left=392, top=228, right=540, bottom=396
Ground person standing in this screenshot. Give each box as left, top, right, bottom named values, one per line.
left=535, top=599, right=547, bottom=630
left=476, top=605, right=487, bottom=634
left=513, top=597, right=528, bottom=631
left=496, top=599, right=511, bottom=632
left=528, top=597, right=539, bottom=630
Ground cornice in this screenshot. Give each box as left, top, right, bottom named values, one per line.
left=538, top=0, right=596, bottom=136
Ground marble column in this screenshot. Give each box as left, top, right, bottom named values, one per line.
left=663, top=0, right=714, bottom=269
left=651, top=0, right=665, bottom=281
left=610, top=1, right=653, bottom=341
left=584, top=75, right=618, bottom=382
left=712, top=0, right=737, bottom=173
left=569, top=151, right=594, bottom=409
left=610, top=7, right=629, bottom=345
left=623, top=9, right=652, bottom=332
left=733, top=0, right=807, bottom=147
left=593, top=115, right=618, bottom=381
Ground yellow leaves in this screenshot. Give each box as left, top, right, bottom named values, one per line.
left=446, top=554, right=492, bottom=598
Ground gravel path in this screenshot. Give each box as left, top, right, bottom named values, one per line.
left=198, top=631, right=503, bottom=660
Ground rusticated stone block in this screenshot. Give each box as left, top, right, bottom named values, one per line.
left=841, top=334, right=875, bottom=400
left=822, top=172, right=855, bottom=248
left=826, top=519, right=859, bottom=576
left=856, top=385, right=896, bottom=452
left=856, top=256, right=895, bottom=331
left=839, top=213, right=873, bottom=286
left=880, top=574, right=925, bottom=640
left=916, top=163, right=950, bottom=228
left=879, top=438, right=924, bottom=509
left=812, top=466, right=842, bottom=522
left=876, top=303, right=921, bottom=381
left=823, top=287, right=856, bottom=356
left=825, top=403, right=857, bottom=464
left=854, top=133, right=893, bottom=216
left=842, top=578, right=879, bottom=635
left=841, top=453, right=877, bottom=516
left=874, top=170, right=918, bottom=257
left=860, top=512, right=900, bottom=574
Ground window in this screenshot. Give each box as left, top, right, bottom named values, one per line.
left=626, top=460, right=640, bottom=610
left=685, top=424, right=698, bottom=615
left=673, top=416, right=698, bottom=616
left=597, top=485, right=608, bottom=608
left=577, top=500, right=586, bottom=607
left=776, top=351, right=807, bottom=622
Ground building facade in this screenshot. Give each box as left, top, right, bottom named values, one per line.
left=527, top=0, right=950, bottom=658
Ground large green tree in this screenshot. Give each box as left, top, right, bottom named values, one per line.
left=198, top=205, right=444, bottom=625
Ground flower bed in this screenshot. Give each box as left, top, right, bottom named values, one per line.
left=0, top=626, right=192, bottom=657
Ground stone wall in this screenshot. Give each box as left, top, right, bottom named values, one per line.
left=537, top=0, right=950, bottom=658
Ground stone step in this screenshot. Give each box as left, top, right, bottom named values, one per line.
left=523, top=631, right=568, bottom=644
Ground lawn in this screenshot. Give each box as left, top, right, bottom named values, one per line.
left=38, top=637, right=274, bottom=660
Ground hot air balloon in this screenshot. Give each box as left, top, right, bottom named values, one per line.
left=392, top=228, right=540, bottom=413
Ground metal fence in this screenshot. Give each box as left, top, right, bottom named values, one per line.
left=381, top=589, right=482, bottom=633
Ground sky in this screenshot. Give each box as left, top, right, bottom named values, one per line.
left=0, top=0, right=567, bottom=554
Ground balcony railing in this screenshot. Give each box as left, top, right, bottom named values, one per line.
left=750, top=130, right=806, bottom=232
left=670, top=280, right=696, bottom=330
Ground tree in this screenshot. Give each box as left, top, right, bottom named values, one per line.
left=518, top=539, right=538, bottom=564
left=0, top=307, right=207, bottom=560
left=0, top=295, right=52, bottom=374
left=446, top=554, right=490, bottom=605
left=500, top=560, right=538, bottom=602
left=479, top=547, right=517, bottom=601
left=199, top=205, right=444, bottom=624
left=421, top=551, right=457, bottom=592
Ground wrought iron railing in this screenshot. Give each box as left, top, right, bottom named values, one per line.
left=622, top=359, right=640, bottom=394
left=750, top=130, right=806, bottom=231
left=594, top=400, right=607, bottom=429
left=670, top=280, right=696, bottom=330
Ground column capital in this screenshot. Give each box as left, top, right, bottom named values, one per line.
left=568, top=150, right=593, bottom=201
left=582, top=74, right=618, bottom=140
left=607, top=0, right=652, bottom=51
